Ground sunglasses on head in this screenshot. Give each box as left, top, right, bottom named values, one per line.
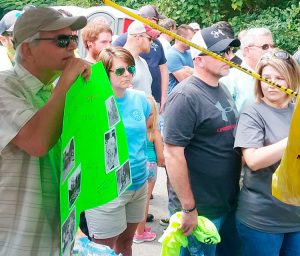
left=35, top=34, right=78, bottom=48
left=110, top=65, right=136, bottom=76
left=261, top=50, right=290, bottom=61
left=250, top=43, right=275, bottom=51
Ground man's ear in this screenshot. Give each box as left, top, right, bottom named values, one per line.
left=195, top=56, right=205, bottom=68
left=87, top=41, right=94, bottom=49
left=243, top=46, right=250, bottom=57
left=21, top=43, right=32, bottom=58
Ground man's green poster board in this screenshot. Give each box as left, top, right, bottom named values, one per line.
left=59, top=62, right=131, bottom=256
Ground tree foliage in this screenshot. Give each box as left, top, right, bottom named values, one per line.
left=229, top=2, right=300, bottom=53
left=1, top=0, right=299, bottom=53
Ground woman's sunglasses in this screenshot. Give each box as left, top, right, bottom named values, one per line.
left=110, top=65, right=136, bottom=76
left=35, top=34, right=78, bottom=48
left=261, top=51, right=290, bottom=61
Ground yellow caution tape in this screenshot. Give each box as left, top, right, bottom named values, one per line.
left=101, top=0, right=298, bottom=97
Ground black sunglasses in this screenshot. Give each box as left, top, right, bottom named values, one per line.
left=197, top=47, right=232, bottom=58
left=110, top=65, right=136, bottom=76
left=261, top=51, right=290, bottom=61
left=35, top=34, right=78, bottom=48
left=1, top=31, right=13, bottom=37
left=215, top=47, right=232, bottom=57
left=142, top=35, right=153, bottom=42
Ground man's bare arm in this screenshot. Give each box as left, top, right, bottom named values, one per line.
left=172, top=66, right=193, bottom=82
left=164, top=143, right=198, bottom=235
left=159, top=63, right=169, bottom=113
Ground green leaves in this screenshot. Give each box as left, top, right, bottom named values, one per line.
left=229, top=3, right=300, bottom=53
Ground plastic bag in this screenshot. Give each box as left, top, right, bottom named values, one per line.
left=158, top=212, right=220, bottom=256
left=72, top=237, right=122, bottom=256
left=272, top=98, right=300, bottom=206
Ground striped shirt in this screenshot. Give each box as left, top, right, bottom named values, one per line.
left=0, top=64, right=60, bottom=256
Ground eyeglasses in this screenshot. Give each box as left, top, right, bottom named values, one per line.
left=261, top=51, right=290, bottom=61
left=142, top=35, right=153, bottom=42
left=110, top=65, right=136, bottom=76
left=249, top=43, right=275, bottom=51
left=35, top=34, right=78, bottom=48
left=151, top=17, right=159, bottom=23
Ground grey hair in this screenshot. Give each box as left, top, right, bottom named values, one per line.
left=14, top=32, right=40, bottom=64
left=240, top=27, right=272, bottom=49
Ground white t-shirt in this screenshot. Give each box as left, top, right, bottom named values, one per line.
left=132, top=56, right=152, bottom=96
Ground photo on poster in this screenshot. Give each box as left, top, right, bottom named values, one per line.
left=62, top=208, right=76, bottom=256
left=105, top=96, right=120, bottom=128
left=104, top=128, right=119, bottom=173
left=68, top=164, right=81, bottom=208
left=116, top=161, right=131, bottom=195
left=62, top=137, right=75, bottom=181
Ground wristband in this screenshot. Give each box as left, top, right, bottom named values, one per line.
left=182, top=205, right=196, bottom=213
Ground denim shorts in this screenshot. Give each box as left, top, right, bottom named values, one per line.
left=147, top=161, right=158, bottom=182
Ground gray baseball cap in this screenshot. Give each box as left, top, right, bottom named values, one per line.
left=13, top=7, right=87, bottom=48
left=0, top=10, right=22, bottom=35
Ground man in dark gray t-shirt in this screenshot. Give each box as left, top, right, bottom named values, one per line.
left=163, top=26, right=241, bottom=256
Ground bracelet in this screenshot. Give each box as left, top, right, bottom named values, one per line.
left=182, top=206, right=196, bottom=213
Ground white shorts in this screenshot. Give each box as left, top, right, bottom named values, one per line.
left=85, top=183, right=147, bottom=239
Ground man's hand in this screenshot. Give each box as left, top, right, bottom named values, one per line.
left=179, top=209, right=198, bottom=236
left=58, top=58, right=91, bottom=92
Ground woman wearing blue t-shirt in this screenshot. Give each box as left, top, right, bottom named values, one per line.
left=234, top=49, right=300, bottom=256
left=85, top=46, right=151, bottom=256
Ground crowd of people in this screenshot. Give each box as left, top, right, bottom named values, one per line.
left=0, top=3, right=300, bottom=256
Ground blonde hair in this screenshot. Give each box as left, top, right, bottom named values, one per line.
left=146, top=95, right=158, bottom=137
left=254, top=48, right=300, bottom=104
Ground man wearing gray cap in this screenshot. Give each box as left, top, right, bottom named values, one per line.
left=163, top=26, right=241, bottom=255
left=0, top=7, right=89, bottom=255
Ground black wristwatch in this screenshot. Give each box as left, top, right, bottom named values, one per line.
left=182, top=205, right=196, bottom=213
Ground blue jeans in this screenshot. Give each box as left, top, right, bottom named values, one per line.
left=236, top=219, right=300, bottom=256
left=180, top=214, right=227, bottom=256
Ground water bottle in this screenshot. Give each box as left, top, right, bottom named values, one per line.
left=187, top=235, right=205, bottom=256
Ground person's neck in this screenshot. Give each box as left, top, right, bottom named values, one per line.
left=160, top=34, right=173, bottom=42
left=21, top=61, right=57, bottom=85
left=174, top=43, right=186, bottom=53
left=114, top=87, right=126, bottom=98
left=85, top=53, right=96, bottom=64
left=124, top=44, right=140, bottom=58
left=245, top=57, right=257, bottom=70
left=193, top=71, right=219, bottom=87
left=262, top=97, right=289, bottom=109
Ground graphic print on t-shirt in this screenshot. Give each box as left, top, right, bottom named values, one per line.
left=215, top=99, right=238, bottom=122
